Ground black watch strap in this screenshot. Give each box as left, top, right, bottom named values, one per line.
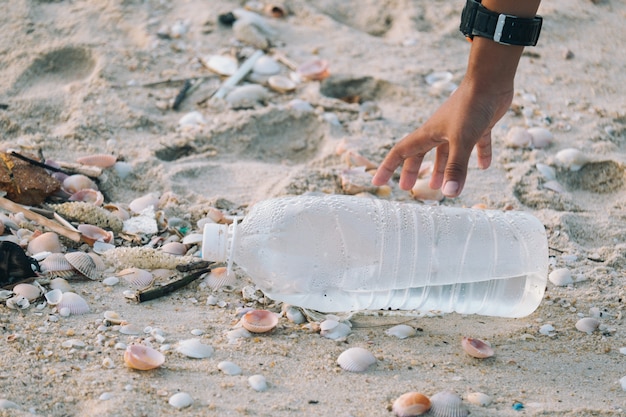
left=460, top=0, right=543, bottom=46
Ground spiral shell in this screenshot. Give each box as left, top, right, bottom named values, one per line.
left=124, top=344, right=165, bottom=370
left=52, top=202, right=124, bottom=233
left=240, top=309, right=279, bottom=333
left=392, top=392, right=431, bottom=417
left=65, top=252, right=100, bottom=280
left=428, top=391, right=468, bottom=417
left=337, top=347, right=377, bottom=372
left=57, top=291, right=90, bottom=315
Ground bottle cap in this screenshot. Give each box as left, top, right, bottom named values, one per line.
left=202, top=223, right=229, bottom=262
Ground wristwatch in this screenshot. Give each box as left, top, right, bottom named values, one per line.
left=460, top=0, right=543, bottom=46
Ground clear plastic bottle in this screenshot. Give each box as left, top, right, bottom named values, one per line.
left=202, top=194, right=548, bottom=317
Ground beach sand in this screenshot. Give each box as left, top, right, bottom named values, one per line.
left=1, top=0, right=625, bottom=415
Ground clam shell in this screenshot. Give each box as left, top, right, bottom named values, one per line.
left=411, top=178, right=444, bottom=202
left=124, top=344, right=165, bottom=370
left=320, top=319, right=351, bottom=340
left=103, top=310, right=124, bottom=325
left=205, top=266, right=237, bottom=290
left=297, top=59, right=329, bottom=81
left=528, top=127, right=554, bottom=148
left=248, top=374, right=268, bottom=392
left=267, top=75, right=296, bottom=93
left=385, top=324, right=417, bottom=339
left=48, top=277, right=73, bottom=292
left=425, top=71, right=453, bottom=86
left=168, top=392, right=193, bottom=409
left=175, top=339, right=214, bottom=359
left=461, top=337, right=494, bottom=359
left=428, top=391, right=469, bottom=417
left=40, top=253, right=74, bottom=277
left=6, top=295, right=30, bottom=310
left=27, top=232, right=63, bottom=255
left=240, top=309, right=279, bottom=333
left=78, top=224, right=113, bottom=245
left=554, top=148, right=589, bottom=171
left=392, top=392, right=431, bottom=417
left=337, top=347, right=377, bottom=372
left=465, top=392, right=492, bottom=407
left=12, top=283, right=42, bottom=301
left=118, top=268, right=154, bottom=289
left=505, top=126, right=532, bottom=148
left=128, top=193, right=160, bottom=214
left=44, top=288, right=63, bottom=305
left=65, top=251, right=100, bottom=280
left=202, top=54, right=238, bottom=76
left=252, top=55, right=281, bottom=75
left=225, top=84, right=270, bottom=108
left=536, top=163, right=557, bottom=181
left=549, top=268, right=573, bottom=286
left=69, top=189, right=105, bottom=206
left=575, top=317, right=600, bottom=334
left=218, top=361, right=242, bottom=376
left=62, top=174, right=98, bottom=194
left=160, top=242, right=187, bottom=256
left=76, top=154, right=117, bottom=168
left=57, top=291, right=90, bottom=315
left=282, top=304, right=306, bottom=324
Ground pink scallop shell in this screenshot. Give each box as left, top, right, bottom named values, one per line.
left=124, top=344, right=165, bottom=370
left=240, top=309, right=279, bottom=333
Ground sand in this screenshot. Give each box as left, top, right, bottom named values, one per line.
left=1, top=0, right=625, bottom=415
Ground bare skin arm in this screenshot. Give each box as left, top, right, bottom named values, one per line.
left=372, top=0, right=542, bottom=197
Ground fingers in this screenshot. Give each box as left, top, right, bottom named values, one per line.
left=475, top=130, right=493, bottom=169
left=371, top=150, right=404, bottom=186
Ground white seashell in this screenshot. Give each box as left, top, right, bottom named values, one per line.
left=59, top=307, right=71, bottom=317
left=119, top=324, right=142, bottom=335
left=543, top=180, right=565, bottom=193
left=99, top=392, right=113, bottom=401
left=337, top=347, right=377, bottom=372
left=252, top=55, right=281, bottom=75
left=465, top=392, right=492, bottom=407
left=536, top=163, right=556, bottom=181
left=128, top=193, right=160, bottom=214
left=226, top=327, right=252, bottom=343
left=181, top=233, right=203, bottom=245
left=113, top=161, right=133, bottom=180
left=124, top=344, right=165, bottom=370
left=528, top=127, right=554, bottom=148
left=179, top=111, right=206, bottom=129
left=425, top=71, right=453, bottom=85
left=118, top=268, right=154, bottom=289
left=575, top=317, right=600, bottom=334
left=57, top=291, right=90, bottom=315
left=44, top=289, right=63, bottom=305
left=539, top=323, right=556, bottom=336
left=505, top=126, right=532, bottom=148
left=320, top=319, right=352, bottom=340
left=392, top=392, right=431, bottom=417
left=225, top=84, right=270, bottom=108
left=248, top=374, right=268, bottom=392
left=64, top=252, right=99, bottom=280
left=12, top=283, right=42, bottom=301
left=168, top=392, right=193, bottom=409
left=288, top=99, right=314, bottom=112
left=102, top=276, right=119, bottom=286
left=554, top=148, right=589, bottom=171
left=49, top=277, right=73, bottom=292
left=549, top=268, right=573, bottom=286
left=6, top=295, right=30, bottom=310
left=385, top=324, right=417, bottom=339
left=411, top=178, right=444, bottom=202
left=103, top=310, right=124, bottom=325
left=176, top=339, right=214, bottom=359
left=282, top=304, right=306, bottom=324
left=27, top=232, right=63, bottom=255
left=429, top=391, right=469, bottom=417
left=267, top=75, right=296, bottom=93
left=218, top=361, right=242, bottom=376
left=461, top=337, right=494, bottom=359
left=202, top=55, right=238, bottom=76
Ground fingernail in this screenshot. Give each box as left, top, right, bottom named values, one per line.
left=442, top=181, right=459, bottom=196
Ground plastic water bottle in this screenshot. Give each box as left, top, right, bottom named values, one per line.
left=202, top=194, right=548, bottom=317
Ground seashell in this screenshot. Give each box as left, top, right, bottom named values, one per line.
left=428, top=391, right=469, bottom=417
left=168, top=392, right=193, bottom=409
left=76, top=154, right=117, bottom=168
left=202, top=54, right=238, bottom=76
left=52, top=202, right=124, bottom=233
left=0, top=399, right=20, bottom=410
left=48, top=278, right=73, bottom=292
left=267, top=75, right=296, bottom=93
left=101, top=276, right=119, bottom=286
left=320, top=319, right=352, bottom=340
left=128, top=193, right=160, bottom=214
left=160, top=242, right=187, bottom=256
left=218, top=360, right=242, bottom=375
left=288, top=98, right=314, bottom=112
left=425, top=71, right=453, bottom=86
left=101, top=246, right=196, bottom=270
left=536, top=163, right=556, bottom=181
left=461, top=337, right=494, bottom=359
left=113, top=161, right=133, bottom=179
left=62, top=174, right=98, bottom=194
left=542, top=180, right=565, bottom=193
left=44, top=288, right=63, bottom=305
left=117, top=268, right=154, bottom=290
left=575, top=317, right=600, bottom=334
left=225, top=84, right=270, bottom=108
left=528, top=127, right=554, bottom=148
left=78, top=224, right=113, bottom=246
left=65, top=252, right=100, bottom=280
left=282, top=304, right=306, bottom=324
left=175, top=338, right=214, bottom=359
left=69, top=189, right=104, bottom=206
left=248, top=374, right=268, bottom=392
left=103, top=310, right=124, bottom=325
left=87, top=252, right=106, bottom=272
left=179, top=111, right=206, bottom=129
left=297, top=58, right=329, bottom=81
left=253, top=55, right=281, bottom=75
left=6, top=295, right=30, bottom=310
left=205, top=266, right=237, bottom=290
left=337, top=347, right=377, bottom=372
left=505, top=126, right=532, bottom=148
left=27, top=232, right=63, bottom=255
left=119, top=323, right=142, bottom=335
left=554, top=148, right=590, bottom=171
left=241, top=309, right=279, bottom=333
left=411, top=178, right=445, bottom=202
left=385, top=324, right=417, bottom=339
left=57, top=291, right=90, bottom=315
left=392, top=392, right=431, bottom=417
left=264, top=3, right=288, bottom=18
left=539, top=323, right=556, bottom=336
left=549, top=268, right=573, bottom=286
left=181, top=233, right=202, bottom=245
left=124, top=344, right=165, bottom=370
left=103, top=204, right=130, bottom=221
left=12, top=283, right=42, bottom=301
left=465, top=392, right=492, bottom=407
